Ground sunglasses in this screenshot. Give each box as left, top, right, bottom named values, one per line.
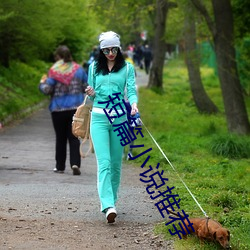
left=102, top=47, right=119, bottom=55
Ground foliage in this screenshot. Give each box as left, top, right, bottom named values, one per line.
left=210, top=134, right=250, bottom=159
left=164, top=1, right=184, bottom=44
left=0, top=0, right=100, bottom=66
left=232, top=0, right=250, bottom=96
left=0, top=60, right=49, bottom=122
left=127, top=58, right=250, bottom=249
left=236, top=37, right=250, bottom=95
left=232, top=0, right=250, bottom=39
left=92, top=0, right=155, bottom=46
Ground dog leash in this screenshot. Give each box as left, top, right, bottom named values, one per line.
left=139, top=118, right=209, bottom=218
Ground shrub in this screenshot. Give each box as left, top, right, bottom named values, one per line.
left=210, top=192, right=237, bottom=209
left=210, top=135, right=250, bottom=159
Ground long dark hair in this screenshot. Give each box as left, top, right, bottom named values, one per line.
left=95, top=48, right=126, bottom=75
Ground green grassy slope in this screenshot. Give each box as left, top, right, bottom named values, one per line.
left=129, top=59, right=250, bottom=250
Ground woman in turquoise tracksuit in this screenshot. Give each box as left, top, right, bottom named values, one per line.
left=86, top=31, right=138, bottom=223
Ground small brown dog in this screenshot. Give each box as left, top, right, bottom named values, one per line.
left=183, top=217, right=231, bottom=249
left=167, top=209, right=231, bottom=249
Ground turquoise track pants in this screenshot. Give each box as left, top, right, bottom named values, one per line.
left=90, top=111, right=126, bottom=212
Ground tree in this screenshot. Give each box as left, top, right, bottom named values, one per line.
left=191, top=0, right=250, bottom=134
left=0, top=0, right=58, bottom=66
left=232, top=0, right=250, bottom=96
left=184, top=1, right=218, bottom=114
left=0, top=0, right=98, bottom=66
left=148, top=0, right=177, bottom=89
left=91, top=0, right=155, bottom=48
left=232, top=0, right=250, bottom=40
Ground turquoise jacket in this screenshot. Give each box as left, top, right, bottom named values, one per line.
left=87, top=62, right=138, bottom=110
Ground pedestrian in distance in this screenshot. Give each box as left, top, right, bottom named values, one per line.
left=85, top=31, right=138, bottom=223
left=134, top=44, right=144, bottom=69
left=84, top=46, right=100, bottom=73
left=143, top=44, right=153, bottom=74
left=39, top=45, right=88, bottom=175
left=88, top=46, right=99, bottom=65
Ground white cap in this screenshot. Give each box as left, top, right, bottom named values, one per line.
left=99, top=31, right=121, bottom=49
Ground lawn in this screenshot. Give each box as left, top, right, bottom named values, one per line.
left=0, top=60, right=49, bottom=123
left=127, top=58, right=250, bottom=250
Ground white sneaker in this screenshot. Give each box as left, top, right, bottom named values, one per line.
left=105, top=207, right=117, bottom=223
left=127, top=152, right=133, bottom=160
left=72, top=165, right=81, bottom=175
left=53, top=168, right=64, bottom=173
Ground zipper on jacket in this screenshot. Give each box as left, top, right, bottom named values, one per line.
left=108, top=72, right=111, bottom=97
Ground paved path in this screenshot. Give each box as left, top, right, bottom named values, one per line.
left=0, top=68, right=150, bottom=222
left=0, top=71, right=175, bottom=249
left=135, top=68, right=149, bottom=88
left=0, top=103, right=158, bottom=224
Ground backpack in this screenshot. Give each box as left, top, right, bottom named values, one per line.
left=72, top=95, right=93, bottom=158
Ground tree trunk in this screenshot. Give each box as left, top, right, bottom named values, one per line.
left=184, top=4, right=218, bottom=114
left=212, top=0, right=250, bottom=134
left=147, top=0, right=169, bottom=89
left=191, top=0, right=250, bottom=134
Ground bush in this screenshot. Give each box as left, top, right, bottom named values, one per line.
left=0, top=60, right=49, bottom=123
left=210, top=135, right=250, bottom=159
left=210, top=192, right=237, bottom=209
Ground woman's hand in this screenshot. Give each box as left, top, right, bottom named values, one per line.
left=40, top=74, right=47, bottom=83
left=131, top=103, right=138, bottom=116
left=85, top=86, right=96, bottom=97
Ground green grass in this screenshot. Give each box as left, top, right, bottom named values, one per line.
left=127, top=58, right=250, bottom=249
left=0, top=60, right=50, bottom=123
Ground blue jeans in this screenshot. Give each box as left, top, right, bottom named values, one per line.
left=90, top=111, right=126, bottom=212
